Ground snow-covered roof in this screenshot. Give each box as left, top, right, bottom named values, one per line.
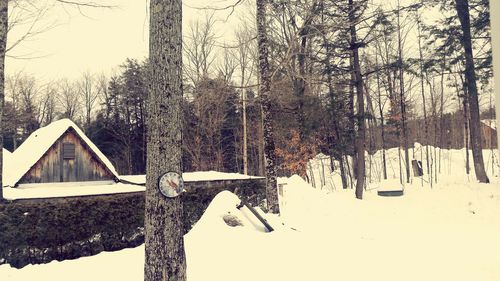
left=481, top=119, right=497, bottom=131
left=4, top=119, right=118, bottom=187
left=2, top=148, right=12, bottom=179
left=2, top=182, right=144, bottom=200
left=119, top=171, right=264, bottom=185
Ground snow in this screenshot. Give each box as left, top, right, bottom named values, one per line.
left=1, top=147, right=500, bottom=281
left=3, top=119, right=119, bottom=187
left=306, top=144, right=500, bottom=191
left=120, top=171, right=263, bottom=185
left=2, top=182, right=145, bottom=200
left=1, top=170, right=262, bottom=200
left=2, top=148, right=12, bottom=177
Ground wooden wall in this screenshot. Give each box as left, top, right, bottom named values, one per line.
left=19, top=129, right=115, bottom=184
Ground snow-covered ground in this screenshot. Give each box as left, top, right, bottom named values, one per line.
left=1, top=147, right=499, bottom=281
left=307, top=145, right=500, bottom=191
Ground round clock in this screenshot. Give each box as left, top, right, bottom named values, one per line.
left=158, top=171, right=184, bottom=198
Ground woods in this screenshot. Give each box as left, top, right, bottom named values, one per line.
left=0, top=0, right=493, bottom=202
left=0, top=0, right=495, bottom=195
left=0, top=0, right=497, bottom=280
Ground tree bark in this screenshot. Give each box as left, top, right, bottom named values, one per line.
left=144, top=1, right=186, bottom=280
left=256, top=0, right=279, bottom=213
left=0, top=0, right=7, bottom=202
left=349, top=0, right=366, bottom=199
left=454, top=0, right=489, bottom=183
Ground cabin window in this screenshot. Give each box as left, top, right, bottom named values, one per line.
left=62, top=142, right=76, bottom=159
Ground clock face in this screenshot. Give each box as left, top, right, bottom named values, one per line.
left=158, top=172, right=184, bottom=198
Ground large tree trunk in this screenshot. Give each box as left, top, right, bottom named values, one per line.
left=0, top=0, right=7, bottom=202
left=349, top=0, right=366, bottom=199
left=454, top=0, right=489, bottom=183
left=144, top=1, right=186, bottom=280
left=492, top=0, right=500, bottom=165
left=256, top=0, right=279, bottom=213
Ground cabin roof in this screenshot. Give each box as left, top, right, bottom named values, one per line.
left=4, top=119, right=119, bottom=187
left=480, top=119, right=497, bottom=131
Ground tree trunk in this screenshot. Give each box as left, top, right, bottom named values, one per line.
left=396, top=0, right=410, bottom=184
left=416, top=9, right=430, bottom=177
left=242, top=88, right=248, bottom=175
left=455, top=0, right=489, bottom=183
left=323, top=30, right=348, bottom=189
left=349, top=56, right=358, bottom=181
left=439, top=55, right=446, bottom=174
left=293, top=36, right=307, bottom=136
left=256, top=0, right=279, bottom=213
left=349, top=0, right=366, bottom=199
left=144, top=1, right=186, bottom=280
left=376, top=60, right=387, bottom=180
left=456, top=75, right=471, bottom=174
left=0, top=0, right=7, bottom=202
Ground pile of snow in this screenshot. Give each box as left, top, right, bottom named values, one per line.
left=3, top=119, right=119, bottom=187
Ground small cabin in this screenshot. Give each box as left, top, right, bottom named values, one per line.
left=4, top=119, right=118, bottom=187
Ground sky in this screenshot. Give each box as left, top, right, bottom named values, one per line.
left=5, top=0, right=248, bottom=81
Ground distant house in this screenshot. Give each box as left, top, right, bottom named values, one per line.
left=480, top=119, right=497, bottom=149
left=4, top=119, right=119, bottom=187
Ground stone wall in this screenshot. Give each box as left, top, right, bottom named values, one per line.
left=0, top=178, right=266, bottom=268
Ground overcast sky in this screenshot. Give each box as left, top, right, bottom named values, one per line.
left=5, top=0, right=248, bottom=81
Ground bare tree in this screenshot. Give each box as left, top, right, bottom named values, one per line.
left=217, top=46, right=238, bottom=82
left=184, top=12, right=217, bottom=85
left=235, top=25, right=257, bottom=175
left=396, top=0, right=410, bottom=184
left=57, top=79, right=80, bottom=120
left=78, top=71, right=99, bottom=130
left=5, top=70, right=23, bottom=149
left=454, top=0, right=489, bottom=183
left=38, top=82, right=57, bottom=126
left=415, top=4, right=430, bottom=181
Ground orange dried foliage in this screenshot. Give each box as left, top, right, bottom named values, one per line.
left=276, top=130, right=320, bottom=177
